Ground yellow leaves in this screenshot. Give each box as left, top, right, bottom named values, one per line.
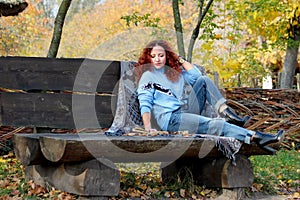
left=296, top=6, right=300, bottom=17
left=213, top=34, right=223, bottom=40
left=27, top=180, right=46, bottom=196
left=0, top=0, right=51, bottom=56
left=222, top=58, right=240, bottom=72
left=127, top=187, right=144, bottom=197
left=253, top=11, right=258, bottom=21
left=212, top=57, right=223, bottom=69
left=226, top=35, right=235, bottom=41
left=201, top=41, right=214, bottom=51
left=0, top=154, right=76, bottom=199
left=200, top=190, right=206, bottom=196
left=292, top=20, right=298, bottom=26
left=291, top=192, right=300, bottom=199
left=287, top=179, right=294, bottom=184
left=252, top=183, right=263, bottom=192
left=247, top=28, right=253, bottom=35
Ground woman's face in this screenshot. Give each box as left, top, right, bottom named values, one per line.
left=150, top=45, right=166, bottom=69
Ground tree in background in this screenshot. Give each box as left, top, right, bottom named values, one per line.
left=59, top=0, right=176, bottom=59
left=0, top=0, right=50, bottom=56
left=122, top=0, right=217, bottom=63
left=47, top=0, right=71, bottom=58
left=2, top=0, right=298, bottom=89
left=227, top=0, right=300, bottom=89
left=281, top=4, right=300, bottom=89
left=173, top=0, right=215, bottom=63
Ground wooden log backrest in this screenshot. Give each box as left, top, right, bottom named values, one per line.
left=0, top=56, right=120, bottom=129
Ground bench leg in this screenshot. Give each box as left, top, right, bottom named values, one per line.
left=25, top=159, right=120, bottom=197
left=161, top=155, right=253, bottom=199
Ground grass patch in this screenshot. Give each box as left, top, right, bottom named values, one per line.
left=249, top=149, right=300, bottom=195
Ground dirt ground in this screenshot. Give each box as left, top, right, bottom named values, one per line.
left=244, top=193, right=290, bottom=200
left=211, top=190, right=292, bottom=200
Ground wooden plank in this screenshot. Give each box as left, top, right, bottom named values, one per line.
left=39, top=133, right=201, bottom=163
left=0, top=56, right=120, bottom=93
left=13, top=132, right=281, bottom=166
left=12, top=133, right=279, bottom=166
left=25, top=159, right=120, bottom=197
left=1, top=93, right=116, bottom=128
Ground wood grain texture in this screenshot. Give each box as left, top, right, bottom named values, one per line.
left=0, top=93, right=116, bottom=128
left=0, top=56, right=120, bottom=92
left=25, top=159, right=120, bottom=196
left=13, top=133, right=279, bottom=166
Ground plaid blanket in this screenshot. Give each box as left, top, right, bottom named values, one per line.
left=105, top=61, right=242, bottom=164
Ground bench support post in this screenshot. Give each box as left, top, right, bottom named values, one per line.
left=25, top=159, right=120, bottom=197
left=161, top=155, right=253, bottom=200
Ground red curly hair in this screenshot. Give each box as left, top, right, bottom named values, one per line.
left=134, top=40, right=182, bottom=83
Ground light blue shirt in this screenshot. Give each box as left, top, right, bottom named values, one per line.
left=137, top=65, right=202, bottom=130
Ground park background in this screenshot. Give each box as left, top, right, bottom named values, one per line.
left=0, top=0, right=299, bottom=199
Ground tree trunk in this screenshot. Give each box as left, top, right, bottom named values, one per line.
left=280, top=9, right=300, bottom=89
left=172, top=0, right=185, bottom=58
left=47, top=0, right=72, bottom=58
left=280, top=34, right=300, bottom=88
left=187, top=0, right=214, bottom=62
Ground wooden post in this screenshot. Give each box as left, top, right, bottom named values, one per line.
left=161, top=155, right=253, bottom=200
left=25, top=159, right=120, bottom=197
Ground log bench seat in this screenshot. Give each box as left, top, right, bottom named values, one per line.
left=0, top=56, right=280, bottom=199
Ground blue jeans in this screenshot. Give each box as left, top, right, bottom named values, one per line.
left=185, top=76, right=226, bottom=114
left=167, top=77, right=254, bottom=144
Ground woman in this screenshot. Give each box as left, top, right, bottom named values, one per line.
left=134, top=40, right=284, bottom=153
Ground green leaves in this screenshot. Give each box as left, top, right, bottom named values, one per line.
left=121, top=11, right=160, bottom=28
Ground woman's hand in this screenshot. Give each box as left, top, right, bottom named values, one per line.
left=178, top=56, right=194, bottom=71
left=145, top=128, right=158, bottom=133
left=142, top=112, right=157, bottom=133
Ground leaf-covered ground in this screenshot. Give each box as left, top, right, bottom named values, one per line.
left=0, top=149, right=299, bottom=200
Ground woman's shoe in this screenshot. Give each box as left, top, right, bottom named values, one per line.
left=252, top=130, right=285, bottom=154
left=220, top=107, right=251, bottom=127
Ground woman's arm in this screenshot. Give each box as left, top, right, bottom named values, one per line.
left=178, top=57, right=195, bottom=71
left=142, top=112, right=157, bottom=133
left=142, top=112, right=151, bottom=130
left=179, top=57, right=202, bottom=85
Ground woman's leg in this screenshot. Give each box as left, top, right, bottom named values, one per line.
left=167, top=110, right=254, bottom=144
left=187, top=76, right=226, bottom=112
left=167, top=110, right=284, bottom=153
left=187, top=76, right=250, bottom=127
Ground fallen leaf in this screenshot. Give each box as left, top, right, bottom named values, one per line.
left=180, top=188, right=186, bottom=197
left=252, top=183, right=263, bottom=192
left=164, top=191, right=171, bottom=198
left=10, top=189, right=20, bottom=196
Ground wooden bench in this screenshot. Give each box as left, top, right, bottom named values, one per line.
left=0, top=56, right=280, bottom=200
